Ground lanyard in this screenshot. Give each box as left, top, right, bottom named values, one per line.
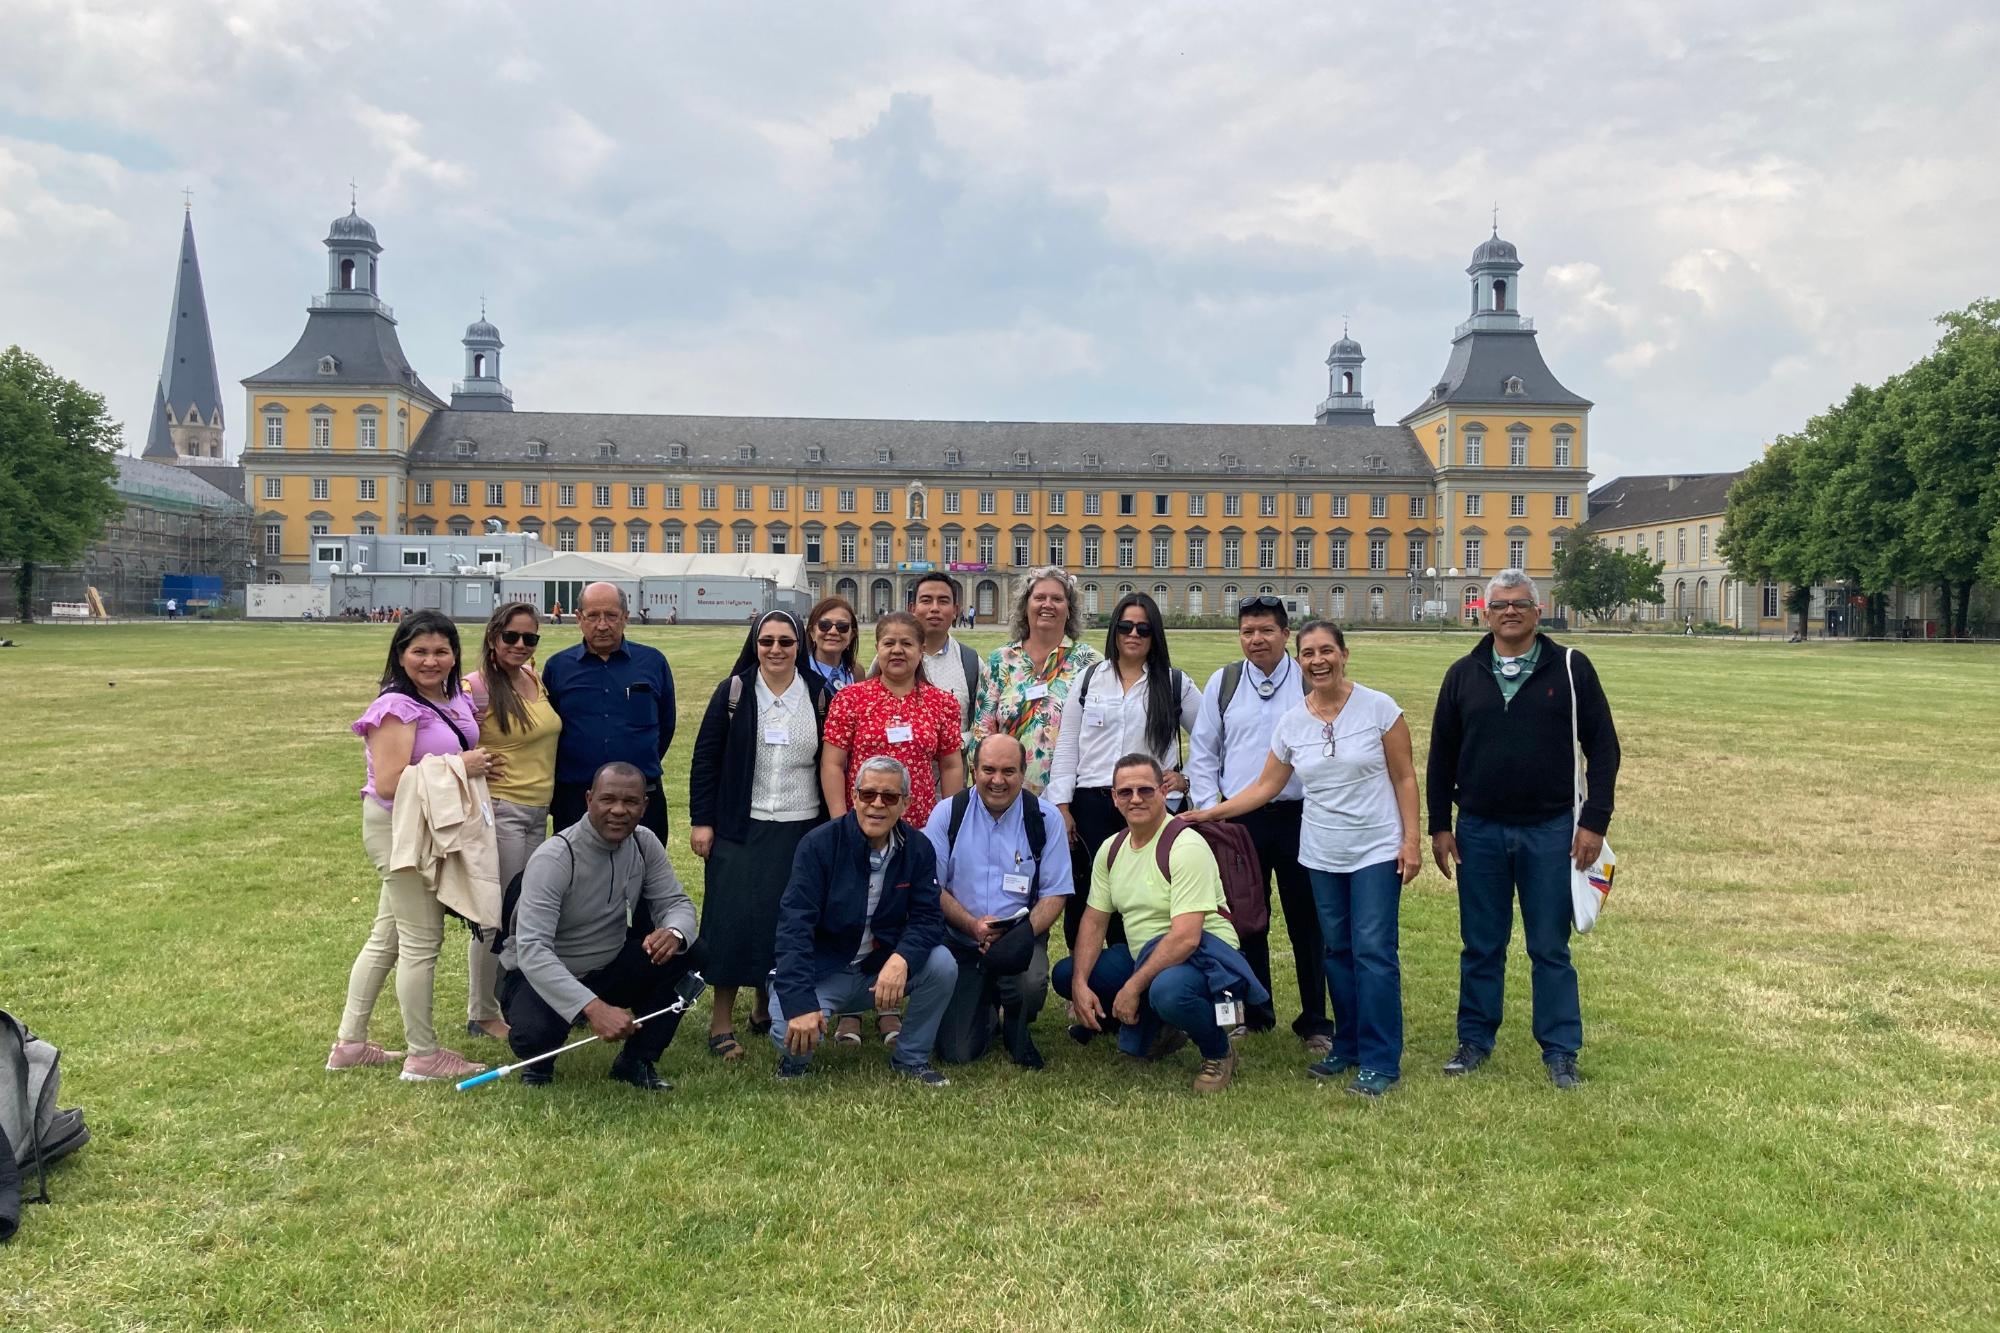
left=1006, top=641, right=1070, bottom=739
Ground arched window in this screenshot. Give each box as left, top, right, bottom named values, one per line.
left=472, top=353, right=486, bottom=377
left=1674, top=580, right=1687, bottom=612
left=1697, top=578, right=1710, bottom=619
left=1369, top=586, right=1385, bottom=621
left=1492, top=278, right=1507, bottom=311
left=1187, top=584, right=1205, bottom=616
left=1328, top=586, right=1347, bottom=619
left=340, top=258, right=355, bottom=290
left=1152, top=583, right=1170, bottom=610
left=1293, top=585, right=1311, bottom=615
left=1083, top=583, right=1100, bottom=615
left=835, top=577, right=858, bottom=604
left=1222, top=584, right=1240, bottom=609
left=1340, top=371, right=1354, bottom=393
left=1463, top=585, right=1482, bottom=622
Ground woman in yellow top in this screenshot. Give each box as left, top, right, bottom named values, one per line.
left=462, top=600, right=562, bottom=1041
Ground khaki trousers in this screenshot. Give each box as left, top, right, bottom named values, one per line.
left=470, top=799, right=548, bottom=1022
left=338, top=798, right=446, bottom=1057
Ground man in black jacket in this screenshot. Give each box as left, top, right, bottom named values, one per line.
left=768, top=756, right=959, bottom=1087
left=1427, top=569, right=1620, bottom=1089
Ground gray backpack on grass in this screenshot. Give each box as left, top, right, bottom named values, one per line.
left=2, top=1008, right=89, bottom=1238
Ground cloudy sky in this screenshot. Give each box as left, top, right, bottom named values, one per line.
left=3, top=1, right=1995, bottom=483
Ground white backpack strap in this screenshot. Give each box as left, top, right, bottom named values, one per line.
left=1565, top=648, right=1583, bottom=820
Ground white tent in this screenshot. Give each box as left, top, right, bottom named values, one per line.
left=501, top=551, right=810, bottom=622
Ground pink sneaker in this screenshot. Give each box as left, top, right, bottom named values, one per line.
left=327, top=1039, right=403, bottom=1071
left=400, top=1048, right=488, bottom=1083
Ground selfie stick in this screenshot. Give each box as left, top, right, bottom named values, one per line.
left=456, top=971, right=706, bottom=1091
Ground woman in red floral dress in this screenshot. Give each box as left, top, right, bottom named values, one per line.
left=819, top=610, right=965, bottom=828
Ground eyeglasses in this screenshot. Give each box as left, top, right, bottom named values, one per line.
left=817, top=619, right=854, bottom=633
left=1112, top=784, right=1159, bottom=802
left=1486, top=598, right=1537, bottom=612
left=498, top=630, right=541, bottom=647
left=853, top=788, right=903, bottom=807
left=757, top=637, right=798, bottom=649
left=1114, top=620, right=1154, bottom=638
left=1321, top=721, right=1338, bottom=759
left=1238, top=595, right=1284, bottom=613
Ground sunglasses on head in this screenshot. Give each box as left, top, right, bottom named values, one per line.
left=499, top=630, right=541, bottom=647
left=1112, top=783, right=1158, bottom=802
left=817, top=618, right=854, bottom=633
left=1114, top=620, right=1154, bottom=638
left=757, top=636, right=798, bottom=649
left=853, top=788, right=902, bottom=807
left=1238, top=594, right=1284, bottom=613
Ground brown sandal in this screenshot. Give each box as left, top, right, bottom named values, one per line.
left=708, top=1031, right=746, bottom=1061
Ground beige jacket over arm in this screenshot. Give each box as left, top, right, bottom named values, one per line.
left=389, top=752, right=502, bottom=929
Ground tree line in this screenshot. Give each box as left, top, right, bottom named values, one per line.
left=1719, top=300, right=2000, bottom=638
left=0, top=348, right=123, bottom=622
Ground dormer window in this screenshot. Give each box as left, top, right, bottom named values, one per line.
left=944, top=447, right=962, bottom=466
left=736, top=444, right=754, bottom=461
left=526, top=441, right=547, bottom=459
left=1151, top=451, right=1170, bottom=469
left=317, top=355, right=339, bottom=376
left=668, top=442, right=688, bottom=461
left=806, top=444, right=823, bottom=463
left=1504, top=376, right=1525, bottom=396
left=1364, top=454, right=1387, bottom=474
left=1220, top=453, right=1241, bottom=472
left=876, top=447, right=893, bottom=464
left=453, top=440, right=476, bottom=458
left=1290, top=453, right=1313, bottom=470
left=1013, top=449, right=1031, bottom=467
left=596, top=442, right=616, bottom=459
left=1083, top=451, right=1101, bottom=468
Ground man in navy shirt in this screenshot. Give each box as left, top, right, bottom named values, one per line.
left=543, top=582, right=677, bottom=847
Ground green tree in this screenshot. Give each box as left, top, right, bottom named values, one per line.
left=1902, top=300, right=2000, bottom=636
left=1552, top=528, right=1665, bottom=622
left=0, top=347, right=123, bottom=622
left=1611, top=548, right=1667, bottom=617
left=1722, top=436, right=1820, bottom=636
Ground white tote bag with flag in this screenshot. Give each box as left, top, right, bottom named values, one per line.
left=1567, top=648, right=1616, bottom=932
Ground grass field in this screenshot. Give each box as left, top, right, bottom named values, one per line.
left=2, top=622, right=1997, bottom=1331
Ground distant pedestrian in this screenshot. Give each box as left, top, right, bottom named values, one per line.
left=1428, top=569, right=1621, bottom=1090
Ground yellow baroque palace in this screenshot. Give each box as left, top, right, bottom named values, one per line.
left=241, top=209, right=1594, bottom=623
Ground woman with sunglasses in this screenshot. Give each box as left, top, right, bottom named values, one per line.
left=689, top=610, right=832, bottom=1061
left=459, top=602, right=563, bottom=1042
left=803, top=595, right=860, bottom=693
left=1045, top=592, right=1201, bottom=947
left=1185, top=620, right=1420, bottom=1098
left=971, top=566, right=1102, bottom=796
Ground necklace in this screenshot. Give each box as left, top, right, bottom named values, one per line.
left=1305, top=680, right=1351, bottom=724
left=1253, top=656, right=1292, bottom=700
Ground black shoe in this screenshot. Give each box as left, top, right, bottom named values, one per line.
left=1442, top=1042, right=1490, bottom=1076
left=896, top=1062, right=951, bottom=1088
left=518, top=1065, right=553, bottom=1087
left=1009, top=1039, right=1045, bottom=1071
left=607, top=1053, right=672, bottom=1093
left=1546, top=1054, right=1582, bottom=1090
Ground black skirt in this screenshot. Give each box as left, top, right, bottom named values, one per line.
left=699, top=816, right=820, bottom=986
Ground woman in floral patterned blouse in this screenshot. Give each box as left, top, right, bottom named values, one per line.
left=972, top=566, right=1103, bottom=795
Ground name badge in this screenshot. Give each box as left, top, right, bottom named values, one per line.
left=763, top=725, right=791, bottom=745
left=1002, top=872, right=1031, bottom=899
left=1088, top=709, right=1108, bottom=727
left=885, top=723, right=915, bottom=744
left=1024, top=683, right=1050, bottom=702
left=1213, top=998, right=1244, bottom=1028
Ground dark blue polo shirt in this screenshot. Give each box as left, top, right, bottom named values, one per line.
left=541, top=638, right=677, bottom=786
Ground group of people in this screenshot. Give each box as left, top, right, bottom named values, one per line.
left=328, top=564, right=1620, bottom=1099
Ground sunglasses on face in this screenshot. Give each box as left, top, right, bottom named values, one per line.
left=499, top=630, right=541, bottom=647
left=817, top=619, right=854, bottom=633
left=853, top=788, right=903, bottom=807
left=1487, top=599, right=1537, bottom=612
left=1114, top=620, right=1154, bottom=638
left=1112, top=784, right=1159, bottom=802
left=1238, top=594, right=1284, bottom=612
left=757, top=637, right=798, bottom=649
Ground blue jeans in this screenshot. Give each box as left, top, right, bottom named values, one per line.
left=1308, top=859, right=1404, bottom=1078
left=1051, top=943, right=1233, bottom=1060
left=766, top=945, right=959, bottom=1072
left=1454, top=812, right=1581, bottom=1060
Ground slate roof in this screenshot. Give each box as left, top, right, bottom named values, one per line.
left=144, top=213, right=225, bottom=459
left=1401, top=329, right=1592, bottom=420
left=408, top=409, right=1433, bottom=480
left=244, top=307, right=443, bottom=403
left=115, top=455, right=249, bottom=509
left=1586, top=472, right=1741, bottom=529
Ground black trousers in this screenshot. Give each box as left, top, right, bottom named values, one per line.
left=934, top=937, right=1050, bottom=1065
left=1233, top=801, right=1333, bottom=1037
left=550, top=778, right=668, bottom=934
left=1062, top=786, right=1129, bottom=951
left=501, top=936, right=705, bottom=1070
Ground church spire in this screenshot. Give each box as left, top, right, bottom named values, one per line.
left=144, top=208, right=225, bottom=460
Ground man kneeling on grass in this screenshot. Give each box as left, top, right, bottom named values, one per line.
left=1052, top=754, right=1267, bottom=1094
left=769, top=756, right=959, bottom=1087
left=500, top=762, right=702, bottom=1091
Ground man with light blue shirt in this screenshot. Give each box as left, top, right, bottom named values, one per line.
left=1184, top=595, right=1332, bottom=1044
left=921, top=734, right=1072, bottom=1069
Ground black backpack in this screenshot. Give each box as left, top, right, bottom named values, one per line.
left=486, top=833, right=577, bottom=957
left=2, top=1008, right=89, bottom=1238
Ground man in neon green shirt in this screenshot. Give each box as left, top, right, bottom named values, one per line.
left=1052, top=754, right=1267, bottom=1094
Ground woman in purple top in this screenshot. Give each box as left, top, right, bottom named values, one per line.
left=329, top=611, right=504, bottom=1084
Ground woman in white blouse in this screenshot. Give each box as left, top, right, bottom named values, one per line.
left=688, top=610, right=832, bottom=1061
left=1187, top=620, right=1419, bottom=1098
left=1046, top=592, right=1202, bottom=947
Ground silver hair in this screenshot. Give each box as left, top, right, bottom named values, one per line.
left=1486, top=568, right=1540, bottom=603
left=854, top=754, right=911, bottom=797
left=1007, top=566, right=1085, bottom=643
